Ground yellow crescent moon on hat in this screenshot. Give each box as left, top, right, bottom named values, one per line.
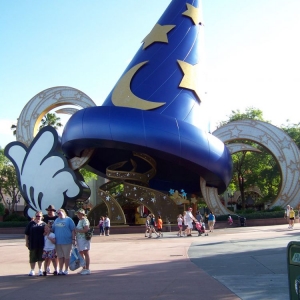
left=111, top=61, right=165, bottom=110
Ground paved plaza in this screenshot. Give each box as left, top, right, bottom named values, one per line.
left=0, top=224, right=297, bottom=300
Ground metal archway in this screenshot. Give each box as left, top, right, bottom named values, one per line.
left=206, top=120, right=300, bottom=213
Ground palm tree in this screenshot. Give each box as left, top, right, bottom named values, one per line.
left=11, top=124, right=17, bottom=136
left=39, top=113, right=63, bottom=130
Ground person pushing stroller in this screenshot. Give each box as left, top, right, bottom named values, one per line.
left=196, top=221, right=208, bottom=236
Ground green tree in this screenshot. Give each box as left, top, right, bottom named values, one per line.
left=10, top=124, right=17, bottom=136
left=244, top=148, right=280, bottom=202
left=39, top=112, right=63, bottom=130
left=217, top=107, right=266, bottom=128
left=230, top=145, right=280, bottom=209
left=280, top=122, right=300, bottom=149
left=11, top=112, right=63, bottom=137
left=0, top=149, right=20, bottom=214
left=79, top=168, right=97, bottom=183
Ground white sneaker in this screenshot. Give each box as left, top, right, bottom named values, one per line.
left=63, top=270, right=69, bottom=275
left=46, top=267, right=51, bottom=274
left=29, top=270, right=35, bottom=276
left=80, top=269, right=91, bottom=275
left=38, top=270, right=43, bottom=276
left=58, top=270, right=63, bottom=275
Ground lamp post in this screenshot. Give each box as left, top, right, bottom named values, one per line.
left=15, top=194, right=21, bottom=212
left=6, top=198, right=12, bottom=212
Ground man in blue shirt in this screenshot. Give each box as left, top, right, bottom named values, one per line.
left=52, top=209, right=75, bottom=275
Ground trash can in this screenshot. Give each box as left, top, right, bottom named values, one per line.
left=287, top=241, right=300, bottom=299
left=239, top=216, right=246, bottom=227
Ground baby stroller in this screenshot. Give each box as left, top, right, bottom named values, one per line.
left=196, top=222, right=208, bottom=236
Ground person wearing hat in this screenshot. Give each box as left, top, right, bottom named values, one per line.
left=185, top=207, right=197, bottom=237
left=74, top=209, right=91, bottom=275
left=43, top=205, right=58, bottom=274
left=43, top=205, right=58, bottom=226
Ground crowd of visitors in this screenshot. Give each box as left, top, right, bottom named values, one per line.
left=143, top=208, right=215, bottom=238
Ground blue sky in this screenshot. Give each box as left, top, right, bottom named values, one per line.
left=1, top=0, right=300, bottom=149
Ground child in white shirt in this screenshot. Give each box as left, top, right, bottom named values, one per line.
left=177, top=214, right=183, bottom=237
left=42, top=224, right=57, bottom=276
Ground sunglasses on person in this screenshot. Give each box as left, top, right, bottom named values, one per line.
left=36, top=215, right=42, bottom=218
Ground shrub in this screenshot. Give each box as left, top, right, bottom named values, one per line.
left=0, top=221, right=29, bottom=228
left=270, top=206, right=284, bottom=212
left=236, top=208, right=257, bottom=215
left=216, top=210, right=285, bottom=221
left=4, top=213, right=28, bottom=222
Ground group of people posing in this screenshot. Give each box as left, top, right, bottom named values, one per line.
left=25, top=205, right=91, bottom=276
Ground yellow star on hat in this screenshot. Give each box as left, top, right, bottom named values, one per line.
left=177, top=60, right=204, bottom=103
left=182, top=3, right=203, bottom=25
left=142, top=23, right=176, bottom=49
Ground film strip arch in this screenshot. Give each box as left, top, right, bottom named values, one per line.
left=205, top=120, right=300, bottom=215
left=15, top=86, right=97, bottom=170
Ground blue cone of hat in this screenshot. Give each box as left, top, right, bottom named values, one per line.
left=61, top=0, right=232, bottom=194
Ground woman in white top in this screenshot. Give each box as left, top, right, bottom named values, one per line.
left=75, top=209, right=91, bottom=275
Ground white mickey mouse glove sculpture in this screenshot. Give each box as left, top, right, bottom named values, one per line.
left=5, top=126, right=86, bottom=219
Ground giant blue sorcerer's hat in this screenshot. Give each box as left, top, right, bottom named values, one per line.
left=61, top=0, right=232, bottom=193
